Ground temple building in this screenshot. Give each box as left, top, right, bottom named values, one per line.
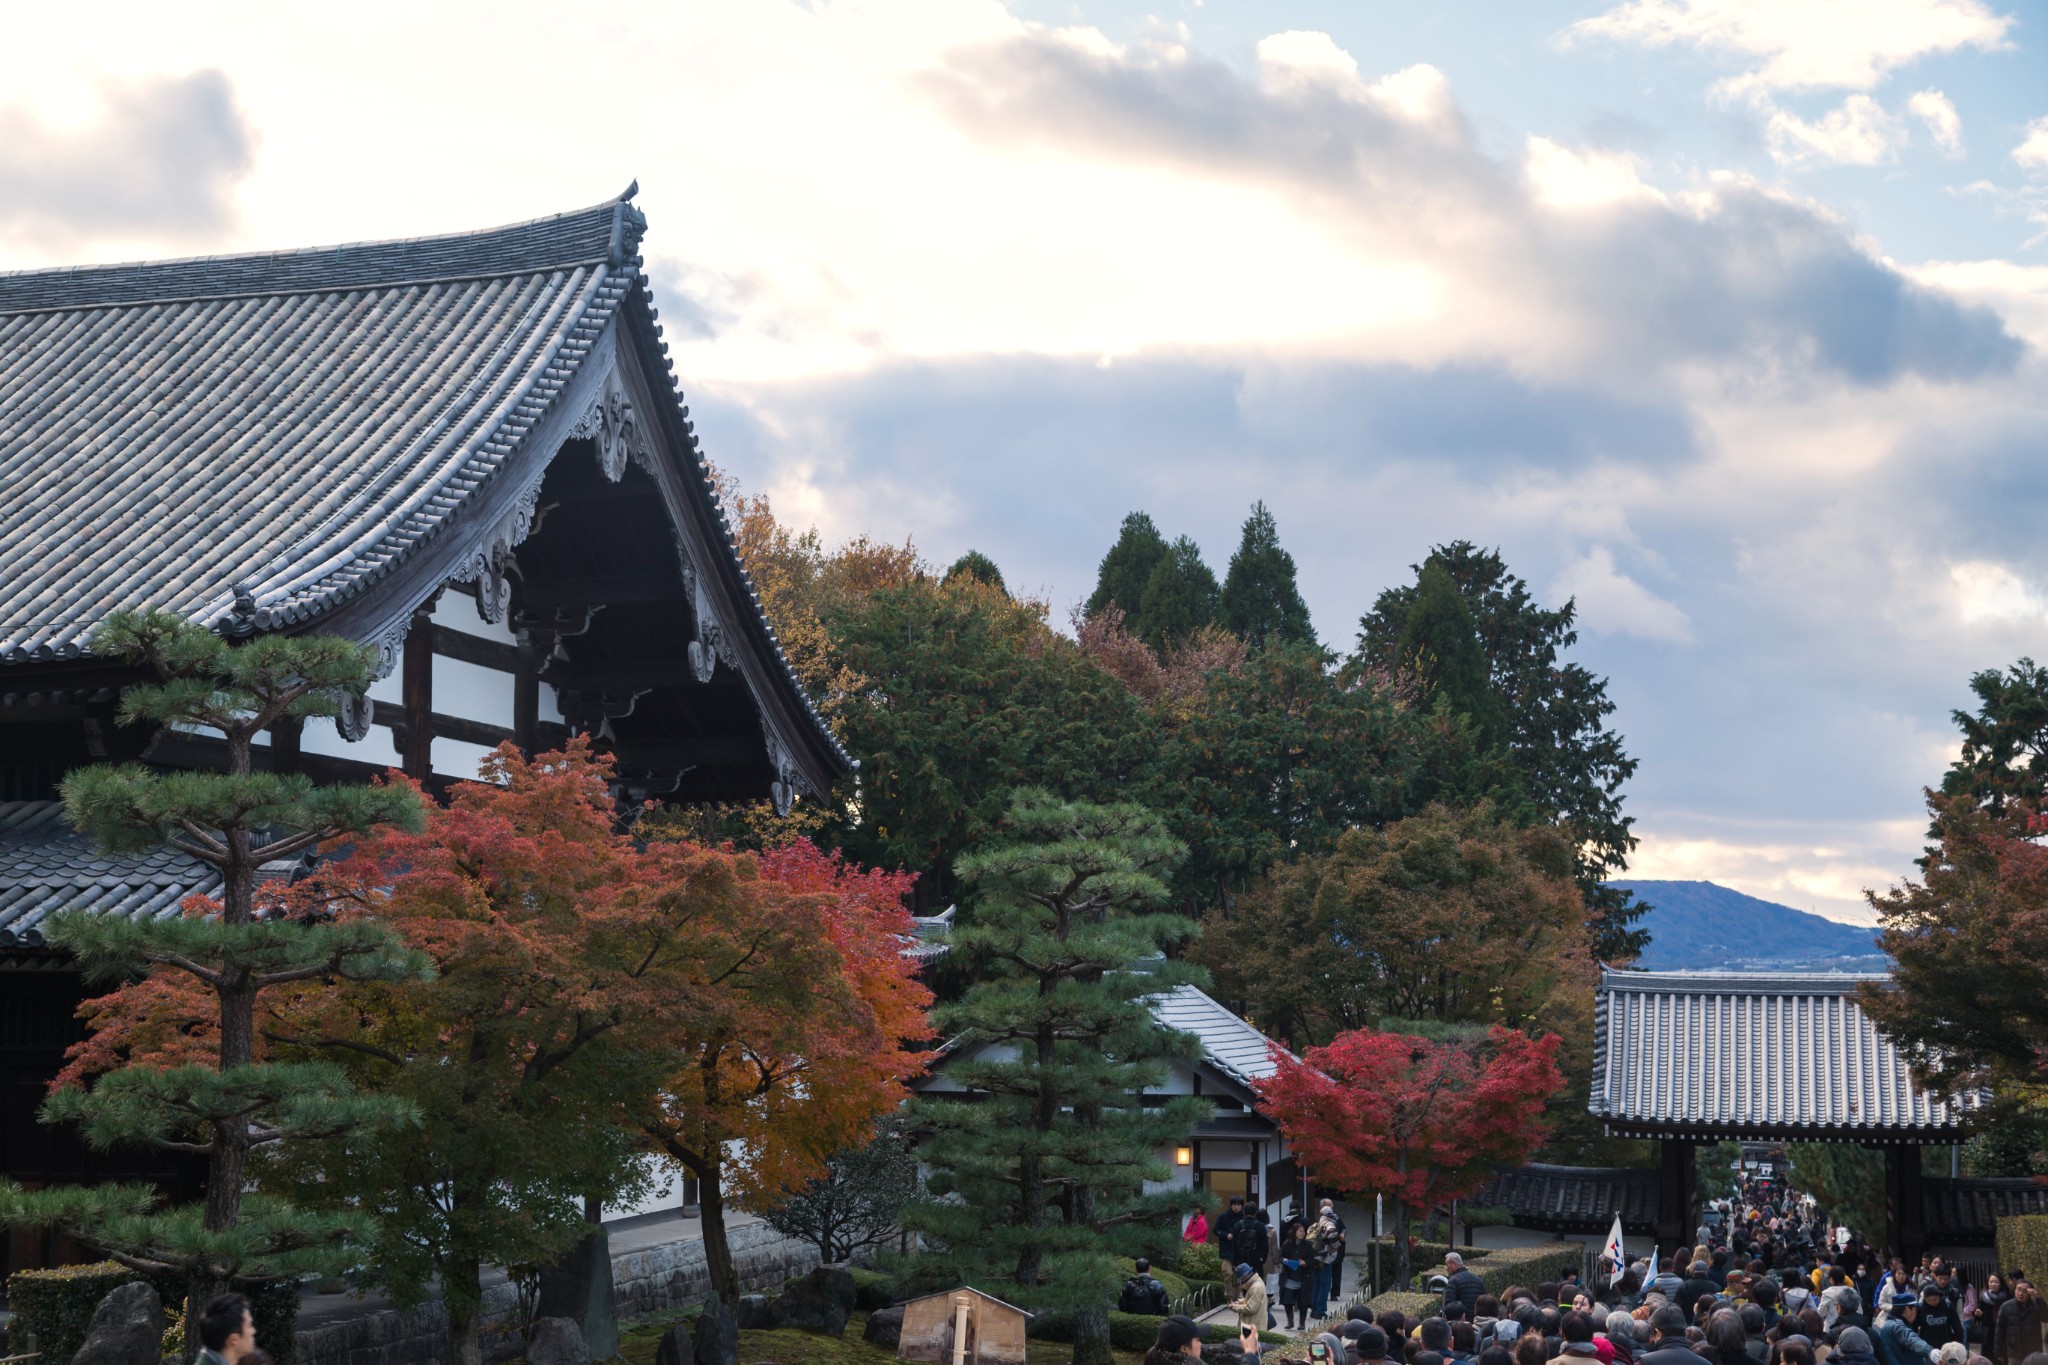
left=0, top=188, right=848, bottom=1273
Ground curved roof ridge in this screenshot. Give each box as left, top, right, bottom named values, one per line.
left=0, top=188, right=644, bottom=316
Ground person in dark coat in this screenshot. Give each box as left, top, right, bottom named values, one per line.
left=1638, top=1308, right=1701, bottom=1365
left=1217, top=1197, right=1250, bottom=1269
left=1446, top=1254, right=1486, bottom=1320
left=1280, top=1220, right=1315, bottom=1331
left=1832, top=1327, right=1882, bottom=1365
left=1974, top=1274, right=2011, bottom=1356
left=1995, top=1280, right=2048, bottom=1365
left=1682, top=1264, right=1721, bottom=1319
left=1922, top=1285, right=1965, bottom=1351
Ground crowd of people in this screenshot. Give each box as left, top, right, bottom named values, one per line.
left=1149, top=1175, right=2048, bottom=1365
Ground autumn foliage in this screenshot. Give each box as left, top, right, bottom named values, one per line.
left=1253, top=1025, right=1563, bottom=1286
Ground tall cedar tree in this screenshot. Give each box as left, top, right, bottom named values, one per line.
left=1087, top=512, right=1172, bottom=634
left=904, top=793, right=1210, bottom=1365
left=1254, top=1026, right=1562, bottom=1290
left=1218, top=502, right=1315, bottom=649
left=632, top=836, right=932, bottom=1311
left=0, top=612, right=426, bottom=1353
left=1137, top=536, right=1220, bottom=652
left=1936, top=658, right=2048, bottom=822
left=1354, top=543, right=1646, bottom=960
left=826, top=575, right=1158, bottom=911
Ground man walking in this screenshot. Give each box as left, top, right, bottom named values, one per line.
left=198, top=1293, right=258, bottom=1365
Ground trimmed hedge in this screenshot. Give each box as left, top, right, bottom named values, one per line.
left=1032, top=1311, right=1287, bottom=1349
left=1179, top=1239, right=1225, bottom=1285
left=1998, top=1215, right=2048, bottom=1283
left=1361, top=1239, right=1489, bottom=1268
left=1413, top=1242, right=1582, bottom=1298
left=1361, top=1292, right=1442, bottom=1318
left=3, top=1262, right=299, bottom=1365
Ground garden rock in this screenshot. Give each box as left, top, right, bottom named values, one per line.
left=72, top=1281, right=165, bottom=1365
left=737, top=1295, right=778, bottom=1330
left=654, top=1322, right=697, bottom=1365
left=863, top=1306, right=905, bottom=1350
left=537, top=1228, right=618, bottom=1361
left=768, top=1265, right=857, bottom=1336
left=528, top=1316, right=589, bottom=1365
left=693, top=1298, right=739, bottom=1365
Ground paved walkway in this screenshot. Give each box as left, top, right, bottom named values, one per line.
left=295, top=1207, right=755, bottom=1327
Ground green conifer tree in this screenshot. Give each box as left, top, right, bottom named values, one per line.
left=1217, top=502, right=1314, bottom=648
left=944, top=550, right=1008, bottom=593
left=1086, top=512, right=1171, bottom=632
left=904, top=793, right=1211, bottom=1365
left=1397, top=559, right=1507, bottom=749
left=1137, top=536, right=1219, bottom=652
left=0, top=612, right=428, bottom=1351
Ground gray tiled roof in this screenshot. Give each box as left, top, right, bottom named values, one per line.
left=1151, top=983, right=1288, bottom=1088
left=1591, top=968, right=1979, bottom=1136
left=0, top=190, right=849, bottom=778
left=0, top=199, right=632, bottom=658
left=0, top=800, right=219, bottom=948
left=1470, top=1163, right=1659, bottom=1234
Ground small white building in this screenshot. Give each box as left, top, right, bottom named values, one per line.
left=915, top=983, right=1306, bottom=1225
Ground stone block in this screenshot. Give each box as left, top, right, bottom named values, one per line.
left=654, top=1321, right=697, bottom=1365
left=693, top=1299, right=739, bottom=1365
left=863, top=1305, right=904, bottom=1351
left=528, top=1317, right=589, bottom=1365
left=71, top=1281, right=165, bottom=1365
left=736, top=1295, right=778, bottom=1330
left=538, top=1228, right=619, bottom=1361
left=768, top=1266, right=856, bottom=1337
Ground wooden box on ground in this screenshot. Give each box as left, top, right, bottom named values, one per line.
left=898, top=1288, right=1032, bottom=1365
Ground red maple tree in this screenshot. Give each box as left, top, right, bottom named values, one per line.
left=1253, top=1025, right=1563, bottom=1288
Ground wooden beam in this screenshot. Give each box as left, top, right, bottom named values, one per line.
left=431, top=624, right=520, bottom=672
left=401, top=609, right=434, bottom=781
left=514, top=635, right=540, bottom=756
left=515, top=574, right=684, bottom=611
left=545, top=659, right=703, bottom=691
left=612, top=736, right=765, bottom=769
left=271, top=715, right=303, bottom=775
left=371, top=701, right=518, bottom=754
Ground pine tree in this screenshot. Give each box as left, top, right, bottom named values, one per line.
left=1137, top=536, right=1219, bottom=652
left=904, top=792, right=1210, bottom=1365
left=1086, top=512, right=1170, bottom=632
left=0, top=611, right=427, bottom=1352
left=1217, top=502, right=1314, bottom=648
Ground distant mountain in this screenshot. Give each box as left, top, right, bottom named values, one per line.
left=1608, top=880, right=1887, bottom=973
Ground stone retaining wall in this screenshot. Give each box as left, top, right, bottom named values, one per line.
left=293, top=1222, right=821, bottom=1365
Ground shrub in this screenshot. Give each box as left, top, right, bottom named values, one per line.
left=3, top=1263, right=299, bottom=1365
left=1457, top=1204, right=1517, bottom=1230
left=1179, top=1238, right=1225, bottom=1285
left=1363, top=1292, right=1442, bottom=1318
left=1404, top=1242, right=1580, bottom=1297
left=848, top=1267, right=897, bottom=1311
left=1998, top=1215, right=2048, bottom=1283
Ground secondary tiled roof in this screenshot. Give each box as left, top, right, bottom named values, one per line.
left=0, top=801, right=219, bottom=948
left=1922, top=1177, right=2048, bottom=1246
left=1470, top=1163, right=1660, bottom=1234
left=1152, top=983, right=1288, bottom=1088
left=1592, top=968, right=1980, bottom=1137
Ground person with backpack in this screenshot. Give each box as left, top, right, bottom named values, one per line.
left=1122, top=1258, right=1172, bottom=1316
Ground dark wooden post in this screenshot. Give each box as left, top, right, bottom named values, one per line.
left=513, top=629, right=542, bottom=756
left=1656, top=1138, right=1695, bottom=1255
left=270, top=715, right=303, bottom=774
left=401, top=607, right=435, bottom=781
left=1885, top=1144, right=1926, bottom=1263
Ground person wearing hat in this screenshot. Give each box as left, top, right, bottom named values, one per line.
left=1233, top=1262, right=1271, bottom=1333
left=1146, top=1316, right=1207, bottom=1365
left=1833, top=1326, right=1882, bottom=1365
left=1877, top=1292, right=1940, bottom=1365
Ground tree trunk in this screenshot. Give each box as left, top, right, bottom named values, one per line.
left=1016, top=1020, right=1056, bottom=1287
left=1073, top=1305, right=1115, bottom=1365
left=701, top=1162, right=740, bottom=1312
left=446, top=1252, right=486, bottom=1365
left=1392, top=1197, right=1413, bottom=1292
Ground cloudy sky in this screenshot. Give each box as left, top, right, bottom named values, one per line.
left=2, top=0, right=2044, bottom=922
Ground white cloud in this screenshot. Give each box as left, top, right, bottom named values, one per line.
left=1524, top=136, right=1659, bottom=209
left=1949, top=559, right=2048, bottom=623
left=2016, top=116, right=2048, bottom=172
left=1908, top=88, right=1964, bottom=153
left=1764, top=93, right=1903, bottom=166
left=1552, top=546, right=1694, bottom=643
left=1565, top=0, right=2014, bottom=97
